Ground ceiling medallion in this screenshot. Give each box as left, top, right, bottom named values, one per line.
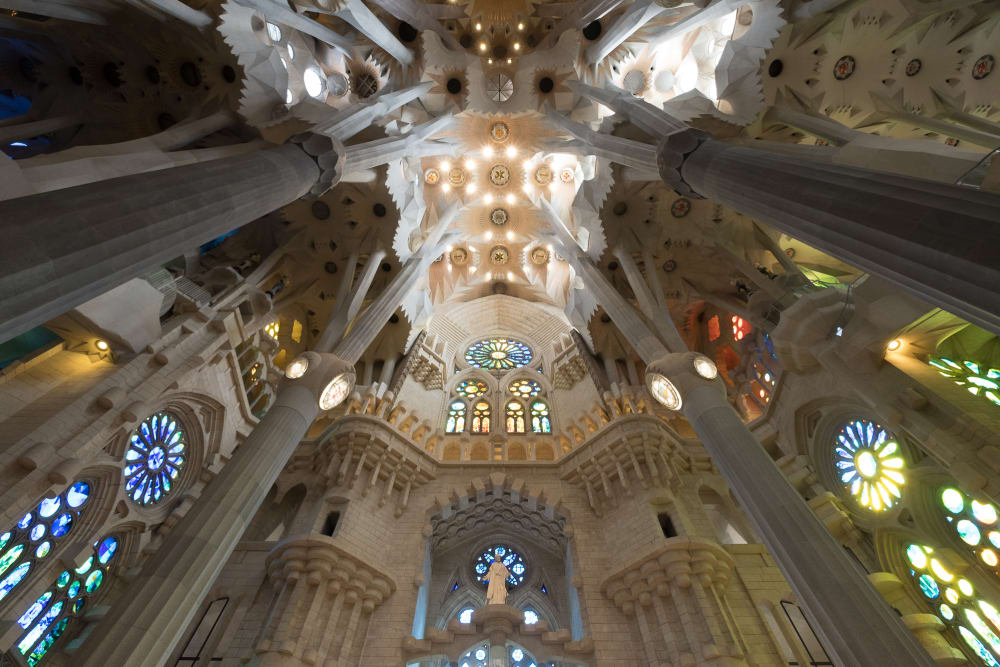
left=972, top=54, right=995, bottom=80
left=449, top=167, right=467, bottom=186
left=424, top=168, right=441, bottom=185
left=490, top=208, right=509, bottom=225
left=490, top=245, right=510, bottom=264
left=450, top=247, right=470, bottom=265
left=487, top=73, right=514, bottom=103
left=530, top=247, right=550, bottom=265
left=671, top=198, right=691, bottom=218
left=490, top=121, right=510, bottom=142
left=905, top=59, right=922, bottom=77
left=489, top=164, right=511, bottom=187
left=534, top=165, right=553, bottom=185
left=622, top=69, right=647, bottom=95
left=559, top=167, right=575, bottom=183
left=833, top=55, right=856, bottom=80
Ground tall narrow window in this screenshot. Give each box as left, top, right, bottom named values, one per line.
left=321, top=512, right=340, bottom=537
left=16, top=535, right=119, bottom=665
left=176, top=597, right=229, bottom=666
left=780, top=601, right=832, bottom=665
left=472, top=401, right=491, bottom=434
left=530, top=401, right=551, bottom=433
left=446, top=400, right=467, bottom=434
left=506, top=401, right=526, bottom=433
left=658, top=512, right=677, bottom=538
left=0, top=481, right=92, bottom=606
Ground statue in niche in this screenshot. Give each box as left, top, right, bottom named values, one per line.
left=479, top=549, right=511, bottom=605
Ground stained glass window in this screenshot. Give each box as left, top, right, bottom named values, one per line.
left=465, top=338, right=532, bottom=371
left=264, top=321, right=280, bottom=339
left=530, top=401, right=551, bottom=434
left=459, top=643, right=489, bottom=667
left=939, top=487, right=1000, bottom=570
left=905, top=542, right=1000, bottom=666
left=17, top=535, right=118, bottom=665
left=506, top=401, right=526, bottom=434
left=472, top=402, right=491, bottom=434
left=523, top=609, right=539, bottom=625
left=458, top=607, right=474, bottom=624
left=474, top=545, right=526, bottom=587
left=833, top=419, right=904, bottom=511
left=731, top=315, right=751, bottom=341
left=446, top=401, right=467, bottom=434
left=930, top=357, right=1000, bottom=408
left=0, top=481, right=92, bottom=606
left=509, top=644, right=539, bottom=666
left=123, top=413, right=186, bottom=505
left=509, top=379, right=541, bottom=399
left=457, top=380, right=488, bottom=398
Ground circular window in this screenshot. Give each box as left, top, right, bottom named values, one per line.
left=474, top=544, right=526, bottom=587
left=466, top=338, right=532, bottom=370
left=834, top=419, right=904, bottom=511
left=123, top=413, right=187, bottom=505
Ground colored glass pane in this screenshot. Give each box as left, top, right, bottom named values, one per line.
left=959, top=626, right=1000, bottom=667
left=959, top=520, right=982, bottom=545
left=509, top=379, right=541, bottom=398
left=27, top=617, right=69, bottom=667
left=919, top=574, right=940, bottom=598
left=34, top=542, right=50, bottom=559
left=930, top=357, right=1000, bottom=409
left=18, top=600, right=62, bottom=653
left=37, top=497, right=59, bottom=519
left=50, top=514, right=72, bottom=538
left=833, top=419, right=904, bottom=511
left=974, top=501, right=999, bottom=525
left=67, top=581, right=80, bottom=598
left=472, top=402, right=490, bottom=434
left=530, top=401, right=550, bottom=434
left=942, top=488, right=965, bottom=514
left=457, top=380, right=488, bottom=398
left=0, top=544, right=25, bottom=577
left=446, top=400, right=467, bottom=434
left=459, top=607, right=474, bottom=623
left=75, top=557, right=93, bottom=575
left=56, top=572, right=69, bottom=588
left=124, top=413, right=186, bottom=505
left=506, top=401, right=525, bottom=434
left=84, top=570, right=103, bottom=593
left=17, top=592, right=52, bottom=629
left=524, top=609, right=539, bottom=624
left=0, top=562, right=30, bottom=602
left=474, top=545, right=526, bottom=587
left=465, top=338, right=533, bottom=371
left=65, top=482, right=89, bottom=508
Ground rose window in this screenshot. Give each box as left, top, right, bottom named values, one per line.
left=123, top=413, right=186, bottom=505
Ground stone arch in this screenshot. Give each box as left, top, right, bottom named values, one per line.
left=535, top=442, right=554, bottom=461
left=507, top=441, right=527, bottom=461
left=442, top=441, right=462, bottom=461
left=469, top=441, right=489, bottom=460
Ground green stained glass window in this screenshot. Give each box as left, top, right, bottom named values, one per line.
left=940, top=487, right=1000, bottom=570
left=930, top=357, right=1000, bottom=408
left=465, top=338, right=532, bottom=371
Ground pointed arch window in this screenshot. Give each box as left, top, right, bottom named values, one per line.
left=0, top=481, right=92, bottom=606
left=16, top=535, right=119, bottom=665
left=530, top=401, right=551, bottom=434
left=446, top=400, right=467, bottom=434
left=472, top=401, right=491, bottom=434
left=506, top=401, right=526, bottom=434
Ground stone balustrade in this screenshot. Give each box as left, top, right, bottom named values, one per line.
left=602, top=537, right=747, bottom=666
left=255, top=534, right=395, bottom=666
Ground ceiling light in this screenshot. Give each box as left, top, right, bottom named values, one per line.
left=505, top=146, right=516, bottom=157
left=523, top=184, right=533, bottom=194
left=488, top=58, right=493, bottom=64
left=506, top=58, right=512, bottom=64
left=470, top=265, right=477, bottom=273
left=446, top=245, right=453, bottom=252
left=506, top=231, right=514, bottom=240
left=505, top=194, right=515, bottom=204
left=485, top=231, right=493, bottom=240
left=285, top=356, right=309, bottom=378
left=95, top=339, right=109, bottom=352
left=441, top=160, right=451, bottom=171
left=507, top=271, right=514, bottom=281
left=466, top=184, right=477, bottom=194
left=513, top=42, right=521, bottom=51
left=318, top=374, right=350, bottom=410
left=464, top=159, right=475, bottom=169
left=693, top=356, right=718, bottom=379
left=484, top=194, right=494, bottom=204
left=442, top=183, right=451, bottom=193
left=480, top=43, right=487, bottom=51
left=303, top=67, right=325, bottom=98
left=483, top=145, right=494, bottom=157
left=648, top=373, right=682, bottom=410
left=447, top=263, right=453, bottom=272
left=887, top=338, right=902, bottom=352
left=518, top=22, right=524, bottom=30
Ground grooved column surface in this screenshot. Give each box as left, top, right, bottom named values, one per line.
left=77, top=387, right=320, bottom=667
left=0, top=143, right=318, bottom=343
left=681, top=140, right=1000, bottom=336
left=682, top=385, right=937, bottom=667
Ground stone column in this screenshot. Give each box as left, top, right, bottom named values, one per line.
left=0, top=141, right=320, bottom=344
left=643, top=354, right=938, bottom=667
left=677, top=138, right=1000, bottom=336
left=74, top=204, right=453, bottom=665
left=613, top=246, right=685, bottom=351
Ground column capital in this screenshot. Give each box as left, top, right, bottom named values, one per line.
left=289, top=132, right=346, bottom=197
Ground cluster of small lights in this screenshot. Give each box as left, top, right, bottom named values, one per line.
left=941, top=488, right=1000, bottom=570
left=906, top=542, right=1000, bottom=666
left=834, top=419, right=904, bottom=512
left=930, top=357, right=1000, bottom=408
left=732, top=315, right=750, bottom=341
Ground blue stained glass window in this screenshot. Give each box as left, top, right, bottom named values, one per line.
left=466, top=338, right=532, bottom=371
left=124, top=413, right=186, bottom=505
left=475, top=545, right=526, bottom=587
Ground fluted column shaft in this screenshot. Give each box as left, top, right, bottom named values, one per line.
left=681, top=383, right=937, bottom=667
left=681, top=139, right=1000, bottom=336
left=0, top=143, right=318, bottom=343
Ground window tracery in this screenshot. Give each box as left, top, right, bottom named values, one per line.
left=446, top=400, right=467, bottom=434
left=833, top=419, right=904, bottom=512
left=509, top=379, right=541, bottom=399
left=457, top=380, right=488, bottom=398
left=466, top=338, right=532, bottom=371
left=123, top=412, right=186, bottom=505
left=930, top=357, right=1000, bottom=408
left=474, top=545, right=526, bottom=587
left=472, top=401, right=491, bottom=434
left=940, top=488, right=1000, bottom=570
left=530, top=401, right=551, bottom=434
left=16, top=535, right=118, bottom=665
left=506, top=401, right=526, bottom=433
left=0, top=481, right=92, bottom=605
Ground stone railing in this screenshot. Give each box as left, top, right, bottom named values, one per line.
left=255, top=534, right=395, bottom=666
left=602, top=537, right=748, bottom=666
